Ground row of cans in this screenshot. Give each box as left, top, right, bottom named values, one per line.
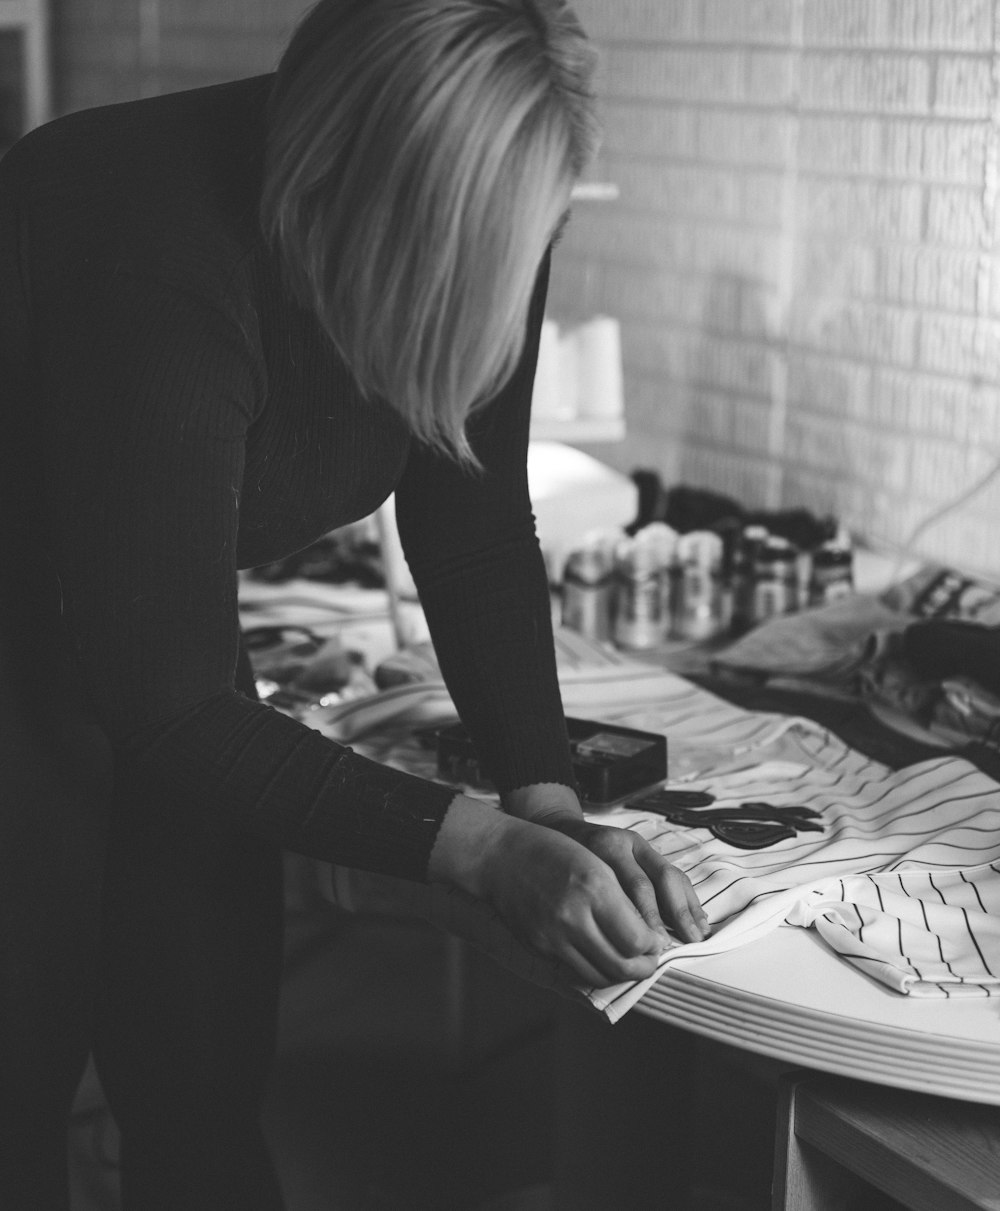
left=561, top=521, right=855, bottom=649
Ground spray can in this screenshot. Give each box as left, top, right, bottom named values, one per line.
left=675, top=530, right=725, bottom=641
left=729, top=523, right=769, bottom=634
left=636, top=522, right=679, bottom=631
left=752, top=536, right=799, bottom=622
left=612, top=534, right=669, bottom=650
left=808, top=537, right=855, bottom=607
left=562, top=538, right=615, bottom=642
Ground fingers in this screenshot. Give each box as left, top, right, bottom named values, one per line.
left=580, top=825, right=710, bottom=945
left=634, top=845, right=710, bottom=943
left=554, top=940, right=661, bottom=989
left=521, top=868, right=666, bottom=986
left=613, top=860, right=674, bottom=943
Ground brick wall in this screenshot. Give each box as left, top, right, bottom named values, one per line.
left=50, top=0, right=310, bottom=115
left=553, top=0, right=1000, bottom=577
left=41, top=0, right=1000, bottom=576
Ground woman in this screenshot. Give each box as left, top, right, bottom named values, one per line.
left=0, top=1, right=707, bottom=1206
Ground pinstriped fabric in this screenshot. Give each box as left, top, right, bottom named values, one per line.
left=304, top=648, right=1000, bottom=1019
left=582, top=684, right=1000, bottom=1019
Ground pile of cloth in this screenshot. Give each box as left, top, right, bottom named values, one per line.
left=710, top=563, right=1000, bottom=764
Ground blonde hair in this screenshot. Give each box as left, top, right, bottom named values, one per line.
left=261, top=0, right=598, bottom=463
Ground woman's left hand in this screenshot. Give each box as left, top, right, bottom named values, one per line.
left=504, top=784, right=710, bottom=946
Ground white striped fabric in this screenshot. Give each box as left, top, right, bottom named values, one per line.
left=302, top=635, right=1000, bottom=1023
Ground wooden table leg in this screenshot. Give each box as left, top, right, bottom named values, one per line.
left=772, top=1070, right=1000, bottom=1211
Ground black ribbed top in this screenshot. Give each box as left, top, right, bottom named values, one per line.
left=0, top=75, right=575, bottom=881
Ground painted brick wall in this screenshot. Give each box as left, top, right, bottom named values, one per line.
left=50, top=0, right=311, bottom=115
left=43, top=0, right=1000, bottom=576
left=554, top=0, right=1000, bottom=577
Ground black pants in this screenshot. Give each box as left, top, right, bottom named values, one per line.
left=0, top=654, right=286, bottom=1211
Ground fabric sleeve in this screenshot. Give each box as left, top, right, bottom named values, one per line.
left=393, top=250, right=577, bottom=795
left=34, top=272, right=455, bottom=880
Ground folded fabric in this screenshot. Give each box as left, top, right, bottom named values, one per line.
left=590, top=747, right=1000, bottom=1020
left=298, top=656, right=1000, bottom=1022
left=899, top=619, right=1000, bottom=697
left=710, top=593, right=907, bottom=692
left=787, top=864, right=1000, bottom=997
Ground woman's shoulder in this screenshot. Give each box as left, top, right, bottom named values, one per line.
left=7, top=76, right=274, bottom=318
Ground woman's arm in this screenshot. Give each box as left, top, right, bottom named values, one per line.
left=504, top=783, right=709, bottom=948
left=395, top=254, right=708, bottom=955
left=428, top=791, right=677, bottom=987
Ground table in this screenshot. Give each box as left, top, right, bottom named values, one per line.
left=242, top=577, right=1000, bottom=1204
left=774, top=1071, right=1000, bottom=1211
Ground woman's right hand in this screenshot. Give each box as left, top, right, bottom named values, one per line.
left=428, top=794, right=686, bottom=987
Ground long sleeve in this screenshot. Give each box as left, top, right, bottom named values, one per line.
left=33, top=269, right=455, bottom=880
left=394, top=251, right=577, bottom=794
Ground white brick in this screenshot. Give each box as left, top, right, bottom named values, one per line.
left=603, top=47, right=744, bottom=103
left=853, top=429, right=913, bottom=492
left=934, top=56, right=994, bottom=118
left=740, top=172, right=787, bottom=227
left=965, top=388, right=1000, bottom=445
left=919, top=315, right=1000, bottom=379
left=871, top=369, right=970, bottom=439
left=739, top=284, right=786, bottom=337
left=786, top=414, right=909, bottom=491
left=681, top=447, right=773, bottom=508
left=926, top=187, right=987, bottom=246
left=615, top=422, right=686, bottom=484
left=896, top=0, right=993, bottom=51
left=677, top=388, right=772, bottom=453
left=978, top=257, right=1000, bottom=319
left=967, top=473, right=1000, bottom=521
left=785, top=411, right=854, bottom=467
left=919, top=121, right=989, bottom=184
left=804, top=2, right=990, bottom=51
left=701, top=0, right=796, bottom=44
left=691, top=224, right=786, bottom=283
left=798, top=179, right=924, bottom=241
left=782, top=468, right=857, bottom=521
left=914, top=516, right=995, bottom=578
left=800, top=53, right=931, bottom=114
left=875, top=247, right=980, bottom=313
left=601, top=101, right=698, bottom=160
left=909, top=437, right=982, bottom=501
left=797, top=117, right=988, bottom=183
left=786, top=353, right=873, bottom=417
left=795, top=241, right=876, bottom=298
left=579, top=0, right=701, bottom=42
left=600, top=265, right=742, bottom=329
left=746, top=52, right=797, bottom=105
left=627, top=322, right=691, bottom=379
left=803, top=1, right=889, bottom=47
left=798, top=116, right=886, bottom=175
left=625, top=375, right=693, bottom=437
left=789, top=301, right=918, bottom=365
left=557, top=210, right=689, bottom=268
left=685, top=334, right=776, bottom=397
left=697, top=110, right=796, bottom=167
left=732, top=396, right=776, bottom=453
left=546, top=257, right=607, bottom=323
left=606, top=158, right=741, bottom=220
